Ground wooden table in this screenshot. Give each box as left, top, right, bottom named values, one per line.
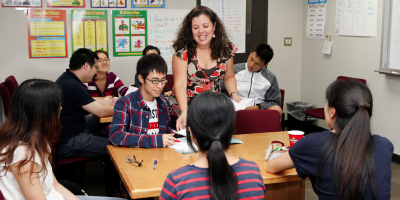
left=107, top=132, right=305, bottom=200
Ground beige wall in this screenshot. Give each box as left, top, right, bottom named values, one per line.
left=267, top=0, right=304, bottom=118
left=300, top=0, right=400, bottom=154
left=0, top=0, right=195, bottom=84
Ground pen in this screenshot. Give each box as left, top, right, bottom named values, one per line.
left=174, top=140, right=180, bottom=143
left=153, top=160, right=157, bottom=170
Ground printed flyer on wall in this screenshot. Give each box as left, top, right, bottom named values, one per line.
left=2, top=0, right=42, bottom=7
left=27, top=10, right=68, bottom=58
left=47, top=0, right=84, bottom=8
left=71, top=10, right=108, bottom=53
left=131, top=0, right=164, bottom=8
left=91, top=0, right=125, bottom=8
left=112, top=10, right=147, bottom=57
left=306, top=0, right=326, bottom=39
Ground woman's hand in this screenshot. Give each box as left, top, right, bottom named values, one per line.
left=176, top=111, right=187, bottom=131
left=230, top=93, right=242, bottom=103
left=162, top=134, right=176, bottom=147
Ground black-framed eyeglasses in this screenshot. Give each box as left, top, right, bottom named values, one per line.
left=126, top=155, right=143, bottom=167
left=146, top=79, right=168, bottom=85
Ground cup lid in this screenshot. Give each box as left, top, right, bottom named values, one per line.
left=288, top=130, right=304, bottom=135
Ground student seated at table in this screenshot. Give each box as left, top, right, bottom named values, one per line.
left=266, top=80, right=393, bottom=200
left=134, top=45, right=172, bottom=97
left=0, top=79, right=124, bottom=200
left=160, top=92, right=265, bottom=200
left=109, top=54, right=175, bottom=148
left=56, top=48, right=117, bottom=159
left=84, top=50, right=129, bottom=97
left=224, top=43, right=282, bottom=115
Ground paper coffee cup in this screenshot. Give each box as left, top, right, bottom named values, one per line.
left=288, top=131, right=304, bottom=147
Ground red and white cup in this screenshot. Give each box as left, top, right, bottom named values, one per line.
left=288, top=131, right=304, bottom=147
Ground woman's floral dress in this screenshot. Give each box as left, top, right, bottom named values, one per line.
left=169, top=43, right=238, bottom=117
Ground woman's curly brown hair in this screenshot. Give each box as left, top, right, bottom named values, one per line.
left=173, top=6, right=233, bottom=61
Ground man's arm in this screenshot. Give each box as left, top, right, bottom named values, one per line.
left=258, top=74, right=282, bottom=115
left=82, top=101, right=113, bottom=118
left=108, top=98, right=165, bottom=148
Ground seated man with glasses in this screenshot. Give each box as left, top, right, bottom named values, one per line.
left=56, top=48, right=118, bottom=159
left=109, top=54, right=176, bottom=148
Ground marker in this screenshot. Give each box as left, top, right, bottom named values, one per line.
left=174, top=140, right=180, bottom=143
left=390, top=71, right=399, bottom=74
left=153, top=160, right=157, bottom=170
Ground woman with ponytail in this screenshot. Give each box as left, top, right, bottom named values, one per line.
left=160, top=92, right=265, bottom=200
left=266, top=80, right=393, bottom=200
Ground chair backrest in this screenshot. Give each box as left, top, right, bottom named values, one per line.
left=165, top=74, right=174, bottom=91
left=0, top=82, right=12, bottom=118
left=235, top=109, right=281, bottom=135
left=279, top=89, right=285, bottom=111
left=337, top=76, right=366, bottom=85
left=0, top=188, right=5, bottom=200
left=5, top=76, right=18, bottom=95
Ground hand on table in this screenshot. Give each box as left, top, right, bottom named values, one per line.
left=162, top=134, right=176, bottom=147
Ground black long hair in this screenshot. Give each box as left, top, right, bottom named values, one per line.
left=173, top=6, right=233, bottom=60
left=186, top=92, right=238, bottom=200
left=316, top=80, right=376, bottom=200
left=0, top=79, right=62, bottom=182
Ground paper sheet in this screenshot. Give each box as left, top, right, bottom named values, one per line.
left=125, top=86, right=138, bottom=95
left=306, top=0, right=327, bottom=39
left=168, top=136, right=243, bottom=154
left=322, top=41, right=332, bottom=54
left=232, top=98, right=255, bottom=111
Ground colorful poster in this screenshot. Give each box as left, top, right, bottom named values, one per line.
left=91, top=0, right=126, bottom=8
left=47, top=0, right=84, bottom=8
left=131, top=0, right=164, bottom=8
left=71, top=10, right=108, bottom=53
left=112, top=10, right=147, bottom=57
left=306, top=0, right=327, bottom=39
left=2, top=0, right=42, bottom=7
left=27, top=10, right=68, bottom=58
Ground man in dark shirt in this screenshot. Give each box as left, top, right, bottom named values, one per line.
left=56, top=48, right=117, bottom=158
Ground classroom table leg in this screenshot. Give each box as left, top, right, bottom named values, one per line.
left=264, top=180, right=305, bottom=200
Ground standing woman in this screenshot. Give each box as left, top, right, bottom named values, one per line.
left=85, top=50, right=128, bottom=97
left=266, top=80, right=393, bottom=200
left=170, top=6, right=242, bottom=130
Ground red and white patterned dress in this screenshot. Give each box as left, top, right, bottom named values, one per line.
left=169, top=43, right=238, bottom=117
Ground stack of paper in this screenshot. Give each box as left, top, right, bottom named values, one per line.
left=232, top=98, right=255, bottom=111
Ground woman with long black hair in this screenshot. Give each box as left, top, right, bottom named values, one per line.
left=266, top=80, right=393, bottom=200
left=160, top=92, right=265, bottom=200
left=0, top=79, right=124, bottom=200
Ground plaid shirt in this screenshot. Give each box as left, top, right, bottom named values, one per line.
left=109, top=87, right=171, bottom=148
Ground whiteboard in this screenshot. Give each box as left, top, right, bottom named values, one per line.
left=388, top=0, right=400, bottom=70
left=335, top=0, right=378, bottom=37
left=381, top=0, right=400, bottom=70
left=201, top=0, right=246, bottom=53
left=147, top=9, right=191, bottom=72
